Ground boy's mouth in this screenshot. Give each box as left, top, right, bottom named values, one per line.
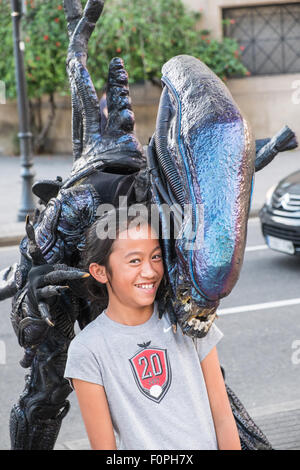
left=134, top=282, right=156, bottom=292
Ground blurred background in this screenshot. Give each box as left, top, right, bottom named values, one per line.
left=1, top=0, right=299, bottom=156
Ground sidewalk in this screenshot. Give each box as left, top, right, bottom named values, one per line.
left=0, top=149, right=299, bottom=246
left=54, top=399, right=300, bottom=450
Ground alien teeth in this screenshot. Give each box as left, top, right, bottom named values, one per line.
left=136, top=283, right=154, bottom=289
left=187, top=318, right=203, bottom=331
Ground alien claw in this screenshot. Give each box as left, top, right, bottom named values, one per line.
left=38, top=302, right=55, bottom=328
left=42, top=270, right=90, bottom=285
left=45, top=317, right=55, bottom=328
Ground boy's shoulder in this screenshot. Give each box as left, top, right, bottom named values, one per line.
left=71, top=311, right=107, bottom=347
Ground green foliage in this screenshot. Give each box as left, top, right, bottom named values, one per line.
left=88, top=0, right=248, bottom=89
left=24, top=0, right=68, bottom=97
left=0, top=0, right=248, bottom=100
left=88, top=0, right=204, bottom=89
left=0, top=1, right=17, bottom=99
left=0, top=0, right=68, bottom=99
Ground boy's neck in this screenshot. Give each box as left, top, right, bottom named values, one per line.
left=105, top=300, right=154, bottom=326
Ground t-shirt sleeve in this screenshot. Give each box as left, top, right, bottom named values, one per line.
left=194, top=323, right=224, bottom=362
left=64, top=337, right=104, bottom=390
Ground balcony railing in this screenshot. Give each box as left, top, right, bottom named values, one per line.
left=223, top=3, right=300, bottom=75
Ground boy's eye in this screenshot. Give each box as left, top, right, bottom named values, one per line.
left=128, top=253, right=162, bottom=264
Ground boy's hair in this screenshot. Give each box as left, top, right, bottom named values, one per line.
left=80, top=205, right=165, bottom=313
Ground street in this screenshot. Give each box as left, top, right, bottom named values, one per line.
left=0, top=217, right=300, bottom=450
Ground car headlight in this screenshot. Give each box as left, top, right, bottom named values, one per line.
left=265, top=184, right=276, bottom=206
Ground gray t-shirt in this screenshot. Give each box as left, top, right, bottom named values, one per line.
left=64, top=302, right=223, bottom=450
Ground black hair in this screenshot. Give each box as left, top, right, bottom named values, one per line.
left=80, top=205, right=166, bottom=314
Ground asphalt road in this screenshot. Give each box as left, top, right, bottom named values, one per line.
left=0, top=218, right=300, bottom=450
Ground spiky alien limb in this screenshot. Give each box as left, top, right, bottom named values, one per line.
left=4, top=0, right=147, bottom=450
left=9, top=217, right=94, bottom=450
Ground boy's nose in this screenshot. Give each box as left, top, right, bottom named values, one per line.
left=140, top=262, right=157, bottom=278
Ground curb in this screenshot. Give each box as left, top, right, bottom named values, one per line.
left=0, top=235, right=24, bottom=248
left=0, top=233, right=24, bottom=248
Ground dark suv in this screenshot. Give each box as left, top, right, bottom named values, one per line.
left=259, top=170, right=300, bottom=256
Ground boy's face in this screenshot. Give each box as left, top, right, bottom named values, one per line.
left=98, top=223, right=164, bottom=310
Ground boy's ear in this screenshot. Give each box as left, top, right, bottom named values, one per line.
left=89, top=263, right=108, bottom=284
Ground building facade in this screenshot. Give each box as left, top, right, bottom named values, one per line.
left=0, top=1, right=299, bottom=155
left=183, top=0, right=300, bottom=140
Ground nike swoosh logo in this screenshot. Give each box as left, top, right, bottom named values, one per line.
left=163, top=326, right=172, bottom=333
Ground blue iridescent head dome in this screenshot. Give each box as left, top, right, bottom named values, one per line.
left=150, top=55, right=255, bottom=337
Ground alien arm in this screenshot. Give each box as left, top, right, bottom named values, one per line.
left=255, top=125, right=298, bottom=172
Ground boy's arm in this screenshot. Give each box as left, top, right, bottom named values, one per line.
left=201, top=346, right=241, bottom=450
left=72, top=378, right=117, bottom=450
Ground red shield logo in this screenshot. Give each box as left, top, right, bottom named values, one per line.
left=129, top=343, right=172, bottom=403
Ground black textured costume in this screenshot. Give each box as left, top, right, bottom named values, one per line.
left=0, top=0, right=297, bottom=450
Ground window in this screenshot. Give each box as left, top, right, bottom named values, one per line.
left=223, top=3, right=300, bottom=75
